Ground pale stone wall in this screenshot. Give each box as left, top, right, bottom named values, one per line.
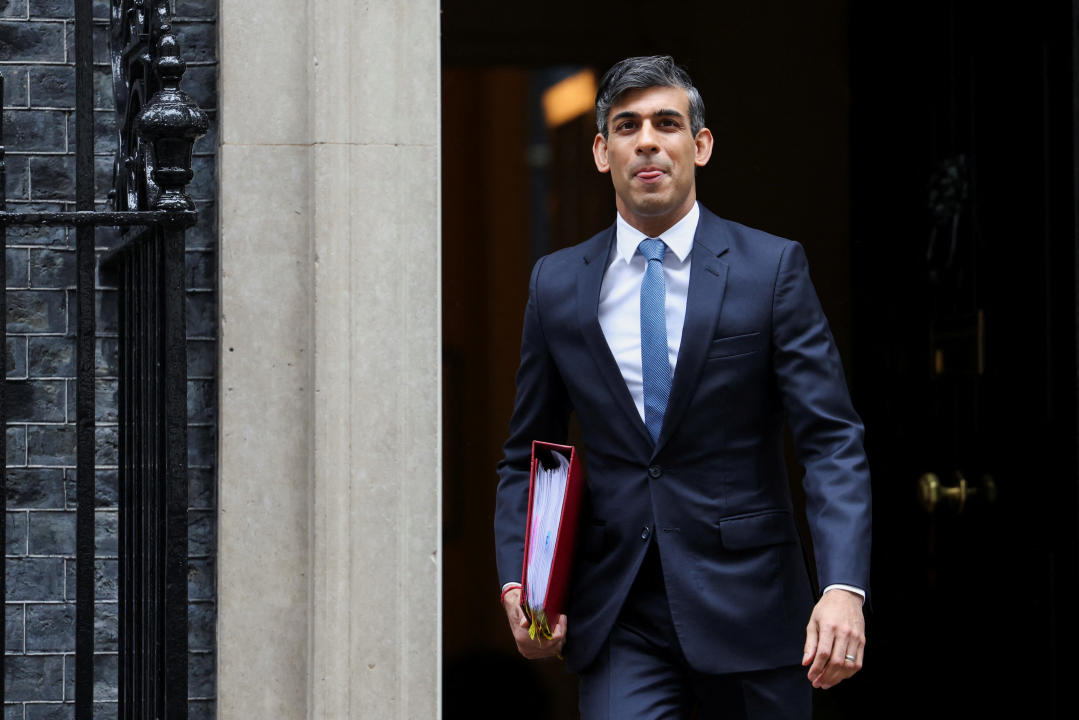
left=217, top=1, right=441, bottom=717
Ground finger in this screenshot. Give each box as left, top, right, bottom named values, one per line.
left=807, top=625, right=835, bottom=685
left=807, top=624, right=833, bottom=679
left=515, top=630, right=549, bottom=658
left=841, top=625, right=865, bottom=671
left=819, top=633, right=851, bottom=689
left=825, top=621, right=867, bottom=688
left=512, top=624, right=533, bottom=652
left=550, top=614, right=568, bottom=639
left=553, top=615, right=568, bottom=651
left=520, top=632, right=562, bottom=660
left=802, top=622, right=818, bottom=666
left=510, top=611, right=533, bottom=644
left=836, top=633, right=865, bottom=681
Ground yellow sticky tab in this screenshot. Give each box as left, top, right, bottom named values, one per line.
left=526, top=606, right=562, bottom=660
left=526, top=608, right=552, bottom=642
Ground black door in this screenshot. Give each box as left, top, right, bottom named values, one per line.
left=848, top=2, right=1078, bottom=717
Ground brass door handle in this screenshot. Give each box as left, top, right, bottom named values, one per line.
left=917, top=471, right=997, bottom=513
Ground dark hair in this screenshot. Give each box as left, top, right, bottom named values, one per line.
left=595, top=55, right=706, bottom=139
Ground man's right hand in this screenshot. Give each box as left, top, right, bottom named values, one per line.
left=502, top=587, right=567, bottom=659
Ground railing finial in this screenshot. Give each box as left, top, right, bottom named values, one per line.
left=136, top=29, right=208, bottom=214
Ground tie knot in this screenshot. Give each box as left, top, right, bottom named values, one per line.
left=638, top=237, right=666, bottom=263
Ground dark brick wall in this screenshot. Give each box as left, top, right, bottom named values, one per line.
left=2, top=2, right=217, bottom=718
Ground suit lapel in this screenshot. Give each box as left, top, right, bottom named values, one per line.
left=576, top=225, right=654, bottom=448
left=656, top=209, right=731, bottom=453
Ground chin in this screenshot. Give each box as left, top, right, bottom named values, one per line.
left=630, top=197, right=676, bottom=216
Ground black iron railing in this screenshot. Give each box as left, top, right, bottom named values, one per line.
left=0, top=1, right=206, bottom=717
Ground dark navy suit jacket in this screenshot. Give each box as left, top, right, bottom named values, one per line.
left=495, top=205, right=871, bottom=675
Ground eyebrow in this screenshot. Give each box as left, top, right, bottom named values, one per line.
left=611, top=108, right=686, bottom=124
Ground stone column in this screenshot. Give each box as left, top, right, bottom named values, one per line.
left=217, top=1, right=441, bottom=717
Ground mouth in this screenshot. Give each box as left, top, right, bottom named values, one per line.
left=634, top=167, right=666, bottom=183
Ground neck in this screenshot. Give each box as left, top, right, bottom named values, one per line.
left=616, top=195, right=696, bottom=238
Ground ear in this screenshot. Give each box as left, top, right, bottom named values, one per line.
left=694, top=127, right=714, bottom=167
left=593, top=134, right=610, bottom=174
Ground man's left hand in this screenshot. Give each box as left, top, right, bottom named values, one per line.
left=802, top=589, right=865, bottom=689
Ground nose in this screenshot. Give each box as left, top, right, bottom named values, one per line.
left=635, top=121, right=659, bottom=154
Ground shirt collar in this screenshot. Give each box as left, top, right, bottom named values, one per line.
left=614, top=202, right=699, bottom=265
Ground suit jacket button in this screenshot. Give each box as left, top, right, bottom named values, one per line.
left=648, top=465, right=662, bottom=478
left=641, top=526, right=651, bottom=540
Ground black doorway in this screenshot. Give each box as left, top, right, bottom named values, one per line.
left=849, top=1, right=1078, bottom=718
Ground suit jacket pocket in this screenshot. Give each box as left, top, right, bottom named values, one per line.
left=706, top=331, right=761, bottom=359
left=718, top=509, right=798, bottom=550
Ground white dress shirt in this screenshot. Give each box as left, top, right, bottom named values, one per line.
left=503, top=201, right=863, bottom=602
left=598, top=203, right=698, bottom=421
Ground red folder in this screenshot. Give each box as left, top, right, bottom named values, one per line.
left=520, top=441, right=585, bottom=640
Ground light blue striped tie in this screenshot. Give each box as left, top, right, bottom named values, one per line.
left=638, top=238, right=670, bottom=443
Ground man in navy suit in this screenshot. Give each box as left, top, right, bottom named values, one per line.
left=494, top=56, right=870, bottom=719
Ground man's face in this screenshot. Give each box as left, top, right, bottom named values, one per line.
left=593, top=85, right=713, bottom=235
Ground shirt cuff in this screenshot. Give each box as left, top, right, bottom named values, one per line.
left=822, top=584, right=865, bottom=603
left=500, top=582, right=522, bottom=605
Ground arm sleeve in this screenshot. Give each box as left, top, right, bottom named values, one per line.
left=493, top=257, right=573, bottom=589
left=771, top=241, right=872, bottom=594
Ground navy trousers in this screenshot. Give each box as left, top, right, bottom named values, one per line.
left=578, top=541, right=811, bottom=720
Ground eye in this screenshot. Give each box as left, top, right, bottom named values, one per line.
left=616, top=120, right=637, bottom=132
